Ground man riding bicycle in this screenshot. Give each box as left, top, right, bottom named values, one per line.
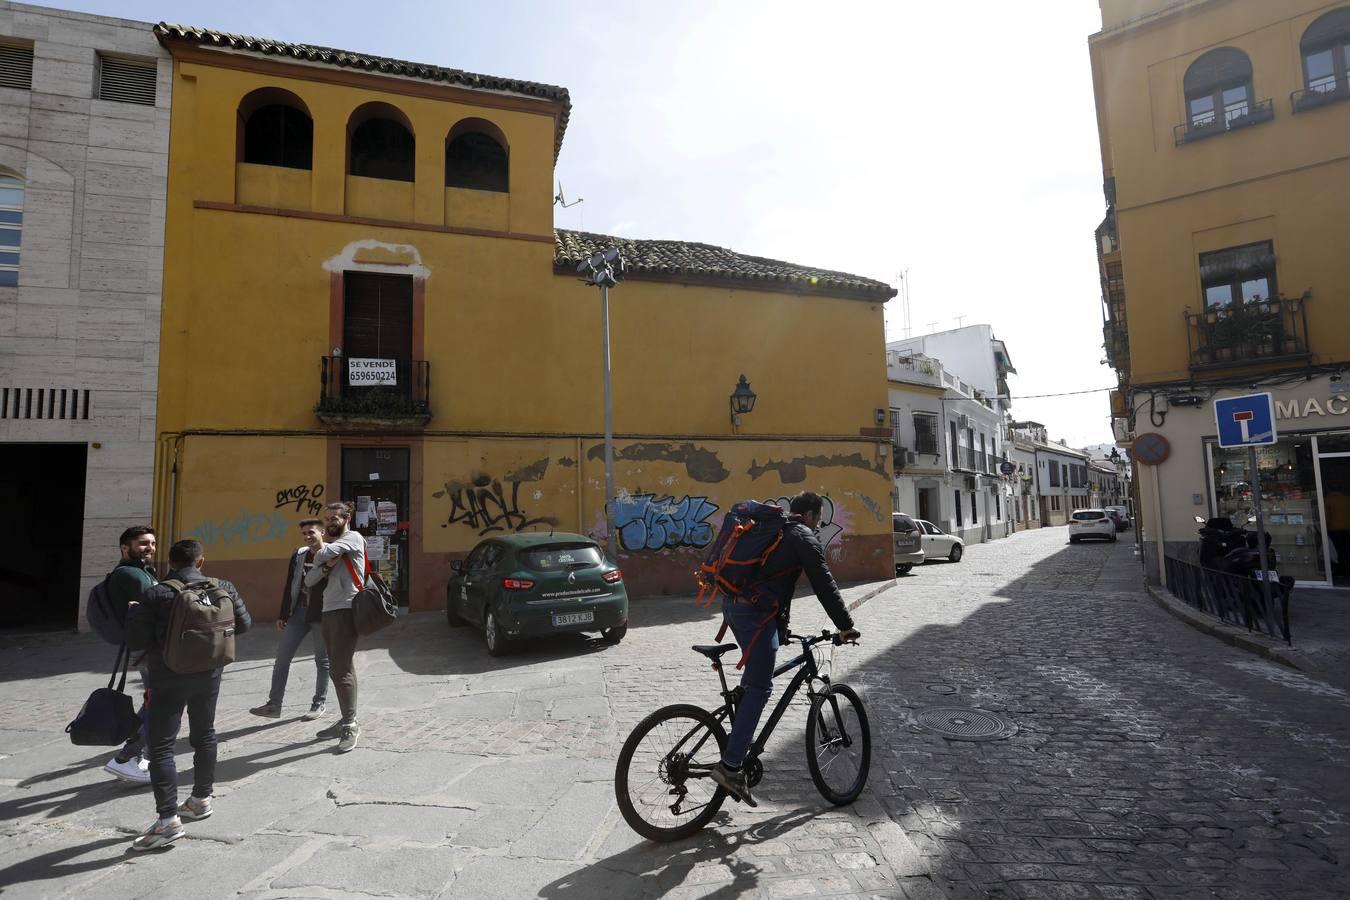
left=711, top=491, right=861, bottom=806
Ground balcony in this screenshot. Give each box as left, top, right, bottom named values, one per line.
left=1292, top=81, right=1350, bottom=114
left=1183, top=294, right=1311, bottom=372
left=316, top=356, right=431, bottom=428
left=1173, top=98, right=1274, bottom=146
left=1102, top=319, right=1129, bottom=369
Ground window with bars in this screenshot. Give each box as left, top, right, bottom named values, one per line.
left=0, top=40, right=34, bottom=90
left=0, top=172, right=21, bottom=287
left=97, top=55, right=157, bottom=105
left=1, top=388, right=91, bottom=420
left=913, top=413, right=939, bottom=455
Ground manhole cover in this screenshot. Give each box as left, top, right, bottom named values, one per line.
left=911, top=706, right=1017, bottom=741
left=926, top=683, right=957, bottom=694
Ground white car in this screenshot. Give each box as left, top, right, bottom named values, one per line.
left=916, top=519, right=964, bottom=563
left=1069, top=508, right=1117, bottom=543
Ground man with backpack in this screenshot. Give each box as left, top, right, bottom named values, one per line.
left=706, top=491, right=860, bottom=807
left=96, top=526, right=157, bottom=785
left=124, top=539, right=251, bottom=851
left=305, top=501, right=367, bottom=754
left=248, top=518, right=330, bottom=721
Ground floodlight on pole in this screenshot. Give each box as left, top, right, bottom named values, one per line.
left=577, top=247, right=626, bottom=563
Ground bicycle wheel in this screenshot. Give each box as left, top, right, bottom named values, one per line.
left=615, top=704, right=728, bottom=842
left=805, top=683, right=871, bottom=805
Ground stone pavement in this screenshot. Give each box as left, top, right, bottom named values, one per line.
left=2, top=530, right=1349, bottom=898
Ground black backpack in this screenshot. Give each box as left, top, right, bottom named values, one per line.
left=86, top=571, right=129, bottom=646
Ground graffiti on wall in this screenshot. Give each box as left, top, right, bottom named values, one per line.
left=613, top=493, right=720, bottom=552
left=433, top=475, right=558, bottom=537
left=187, top=510, right=288, bottom=546
left=762, top=495, right=844, bottom=549
left=274, top=483, right=325, bottom=515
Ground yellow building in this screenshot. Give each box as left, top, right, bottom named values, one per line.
left=151, top=25, right=897, bottom=618
left=1091, top=0, right=1350, bottom=587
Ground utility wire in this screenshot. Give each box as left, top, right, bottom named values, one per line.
left=992, top=387, right=1115, bottom=400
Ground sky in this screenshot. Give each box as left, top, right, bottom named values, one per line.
left=49, top=0, right=1115, bottom=447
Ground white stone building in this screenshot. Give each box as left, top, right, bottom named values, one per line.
left=0, top=2, right=169, bottom=629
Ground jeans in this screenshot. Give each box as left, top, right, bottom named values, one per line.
left=116, top=664, right=150, bottom=763
left=268, top=610, right=329, bottom=708
left=322, top=608, right=358, bottom=726
left=720, top=597, right=780, bottom=767
left=146, top=670, right=221, bottom=818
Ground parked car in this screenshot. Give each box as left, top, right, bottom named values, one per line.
left=916, top=519, right=964, bottom=563
left=446, top=532, right=628, bottom=656
left=893, top=513, right=926, bottom=574
left=1103, top=505, right=1131, bottom=531
left=1069, top=509, right=1117, bottom=543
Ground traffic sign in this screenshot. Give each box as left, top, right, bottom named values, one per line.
left=1214, top=392, right=1278, bottom=448
left=1133, top=432, right=1170, bottom=466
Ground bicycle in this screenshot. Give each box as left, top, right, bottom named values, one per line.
left=614, top=628, right=871, bottom=842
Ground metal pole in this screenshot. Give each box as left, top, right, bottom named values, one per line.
left=601, top=281, right=617, bottom=562
left=1248, top=445, right=1275, bottom=622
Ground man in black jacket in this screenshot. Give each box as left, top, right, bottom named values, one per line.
left=103, top=525, right=157, bottom=785
left=710, top=491, right=860, bottom=807
left=249, top=519, right=330, bottom=720
left=125, top=539, right=252, bottom=851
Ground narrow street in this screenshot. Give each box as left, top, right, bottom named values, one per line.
left=2, top=527, right=1348, bottom=898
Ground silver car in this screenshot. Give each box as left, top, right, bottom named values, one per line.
left=893, top=513, right=925, bottom=574
left=917, top=519, right=965, bottom=563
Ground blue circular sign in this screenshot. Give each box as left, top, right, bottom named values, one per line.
left=999, top=461, right=1016, bottom=475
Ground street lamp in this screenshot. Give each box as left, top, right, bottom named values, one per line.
left=577, top=247, right=625, bottom=562
left=730, top=374, right=757, bottom=429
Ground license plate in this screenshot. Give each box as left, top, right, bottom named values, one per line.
left=552, top=611, right=594, bottom=626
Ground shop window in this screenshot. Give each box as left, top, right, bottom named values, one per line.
left=240, top=89, right=313, bottom=170
left=1300, top=8, right=1350, bottom=97
left=445, top=119, right=508, bottom=192
left=1200, top=241, right=1276, bottom=308
left=349, top=104, right=415, bottom=182
left=1183, top=47, right=1254, bottom=130
left=1210, top=438, right=1324, bottom=583
left=0, top=171, right=22, bottom=287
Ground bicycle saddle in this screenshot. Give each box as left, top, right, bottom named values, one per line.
left=690, top=643, right=739, bottom=659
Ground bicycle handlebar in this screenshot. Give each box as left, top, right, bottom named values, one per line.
left=786, top=628, right=859, bottom=648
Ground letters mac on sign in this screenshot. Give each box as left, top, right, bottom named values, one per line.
left=347, top=358, right=397, bottom=386
left=1214, top=392, right=1278, bottom=449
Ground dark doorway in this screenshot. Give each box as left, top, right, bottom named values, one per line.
left=0, top=443, right=86, bottom=629
left=342, top=447, right=411, bottom=607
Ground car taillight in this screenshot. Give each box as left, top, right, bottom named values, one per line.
left=502, top=578, right=534, bottom=591
left=603, top=569, right=623, bottom=583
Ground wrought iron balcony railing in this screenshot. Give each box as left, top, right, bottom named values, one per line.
left=1182, top=293, right=1311, bottom=372
left=1291, top=80, right=1350, bottom=114
left=1173, top=98, right=1275, bottom=146
left=317, top=356, right=431, bottom=421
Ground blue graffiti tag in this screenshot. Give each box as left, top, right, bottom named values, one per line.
left=187, top=510, right=288, bottom=546
left=613, top=494, right=720, bottom=552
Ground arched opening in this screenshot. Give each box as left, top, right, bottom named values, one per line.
left=1300, top=7, right=1350, bottom=95
left=445, top=119, right=508, bottom=193
left=1183, top=47, right=1254, bottom=131
left=349, top=103, right=415, bottom=182
left=239, top=88, right=313, bottom=170
left=0, top=168, right=23, bottom=287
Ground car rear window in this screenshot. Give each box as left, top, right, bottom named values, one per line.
left=519, top=543, right=604, bottom=571
left=1072, top=511, right=1106, bottom=521
left=893, top=515, right=918, bottom=533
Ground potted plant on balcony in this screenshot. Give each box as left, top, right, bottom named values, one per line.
left=1213, top=307, right=1243, bottom=361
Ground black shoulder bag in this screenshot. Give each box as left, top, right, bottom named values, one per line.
left=66, top=643, right=141, bottom=746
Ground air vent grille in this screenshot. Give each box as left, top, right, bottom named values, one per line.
left=0, top=42, right=34, bottom=90
left=1, top=388, right=91, bottom=420
left=97, top=55, right=156, bottom=106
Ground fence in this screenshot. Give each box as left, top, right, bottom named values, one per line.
left=1163, top=555, right=1291, bottom=643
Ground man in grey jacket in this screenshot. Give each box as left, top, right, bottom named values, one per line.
left=249, top=519, right=330, bottom=721
left=305, top=501, right=367, bottom=753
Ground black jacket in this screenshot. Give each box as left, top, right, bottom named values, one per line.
left=127, top=566, right=252, bottom=680
left=279, top=547, right=325, bottom=624
left=752, top=518, right=855, bottom=634
left=107, top=558, right=155, bottom=609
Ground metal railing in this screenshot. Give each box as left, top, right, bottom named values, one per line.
left=1173, top=98, right=1275, bottom=146
left=1163, top=556, right=1290, bottom=643
left=317, top=356, right=431, bottom=418
left=1183, top=293, right=1311, bottom=371
left=1291, top=80, right=1350, bottom=114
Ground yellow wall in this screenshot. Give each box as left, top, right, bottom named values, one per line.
left=1091, top=0, right=1350, bottom=385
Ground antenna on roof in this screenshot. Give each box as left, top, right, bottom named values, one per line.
left=554, top=182, right=583, bottom=209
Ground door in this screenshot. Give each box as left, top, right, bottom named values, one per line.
left=1315, top=432, right=1350, bottom=586
left=341, top=447, right=410, bottom=607
left=0, top=443, right=86, bottom=628
left=462, top=542, right=500, bottom=624
left=343, top=272, right=413, bottom=399
left=917, top=487, right=936, bottom=524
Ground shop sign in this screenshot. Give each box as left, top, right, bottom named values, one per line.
left=1274, top=396, right=1350, bottom=419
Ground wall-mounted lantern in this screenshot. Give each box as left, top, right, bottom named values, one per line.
left=730, top=374, right=757, bottom=429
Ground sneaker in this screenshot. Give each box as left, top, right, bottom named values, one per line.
left=249, top=702, right=281, bottom=719
left=302, top=701, right=326, bottom=721
left=177, top=795, right=212, bottom=821
left=336, top=723, right=361, bottom=754
left=130, top=817, right=184, bottom=851
left=105, top=756, right=151, bottom=785
left=710, top=762, right=757, bottom=808
left=316, top=721, right=344, bottom=740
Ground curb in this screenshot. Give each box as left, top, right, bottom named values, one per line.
left=1144, top=582, right=1309, bottom=673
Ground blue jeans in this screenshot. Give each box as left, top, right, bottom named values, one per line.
left=267, top=611, right=329, bottom=708
left=721, top=597, right=780, bottom=767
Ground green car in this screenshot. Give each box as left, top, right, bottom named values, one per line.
left=446, top=532, right=629, bottom=656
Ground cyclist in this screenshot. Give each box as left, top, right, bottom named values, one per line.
left=710, top=490, right=861, bottom=806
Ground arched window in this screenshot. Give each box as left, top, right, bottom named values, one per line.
left=1183, top=47, right=1254, bottom=130
left=445, top=119, right=508, bottom=192
left=0, top=171, right=22, bottom=287
left=239, top=88, right=313, bottom=170
left=349, top=104, right=415, bottom=182
left=1301, top=7, right=1350, bottom=96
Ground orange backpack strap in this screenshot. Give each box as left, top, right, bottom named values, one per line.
left=734, top=598, right=780, bottom=670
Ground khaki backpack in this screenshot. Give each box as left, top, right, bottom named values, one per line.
left=161, top=578, right=237, bottom=674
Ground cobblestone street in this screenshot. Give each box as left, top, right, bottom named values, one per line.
left=2, top=526, right=1349, bottom=898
